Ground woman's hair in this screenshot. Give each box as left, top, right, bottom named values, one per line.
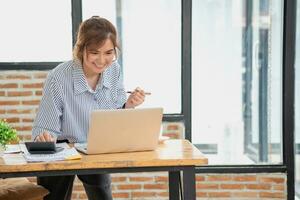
left=73, top=16, right=119, bottom=63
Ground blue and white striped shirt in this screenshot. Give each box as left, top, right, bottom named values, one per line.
left=32, top=60, right=127, bottom=142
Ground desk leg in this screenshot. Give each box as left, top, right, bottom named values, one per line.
left=182, top=166, right=196, bottom=200
left=169, top=171, right=180, bottom=200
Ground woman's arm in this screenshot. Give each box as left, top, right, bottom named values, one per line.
left=32, top=73, right=63, bottom=142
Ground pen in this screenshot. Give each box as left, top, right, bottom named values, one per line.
left=127, top=91, right=151, bottom=95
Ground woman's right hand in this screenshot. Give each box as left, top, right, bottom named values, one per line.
left=35, top=132, right=56, bottom=142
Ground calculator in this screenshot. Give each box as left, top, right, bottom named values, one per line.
left=25, top=142, right=63, bottom=154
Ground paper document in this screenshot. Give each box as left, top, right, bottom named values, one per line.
left=20, top=143, right=82, bottom=162
left=4, top=144, right=22, bottom=154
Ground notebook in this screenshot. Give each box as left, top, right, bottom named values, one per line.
left=75, top=107, right=163, bottom=154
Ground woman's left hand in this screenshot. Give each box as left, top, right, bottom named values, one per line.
left=125, top=87, right=145, bottom=108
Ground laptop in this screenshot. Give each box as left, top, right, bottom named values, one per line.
left=75, top=107, right=163, bottom=154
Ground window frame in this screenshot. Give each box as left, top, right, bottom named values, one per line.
left=0, top=0, right=187, bottom=128
left=189, top=0, right=295, bottom=199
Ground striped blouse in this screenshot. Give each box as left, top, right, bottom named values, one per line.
left=32, top=60, right=127, bottom=143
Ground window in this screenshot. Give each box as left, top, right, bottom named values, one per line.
left=82, top=0, right=181, bottom=114
left=192, top=0, right=283, bottom=165
left=0, top=0, right=72, bottom=62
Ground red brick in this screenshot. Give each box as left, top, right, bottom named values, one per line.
left=111, top=176, right=127, bottom=182
left=22, top=100, right=40, bottom=105
left=196, top=175, right=205, bottom=181
left=167, top=125, right=179, bottom=130
left=73, top=185, right=85, bottom=191
left=155, top=176, right=168, bottom=182
left=129, top=177, right=153, bottom=182
left=220, top=184, right=244, bottom=189
left=207, top=175, right=232, bottom=181
left=157, top=192, right=169, bottom=197
left=5, top=117, right=20, bottom=123
left=0, top=101, right=20, bottom=105
left=144, top=184, right=168, bottom=190
left=0, top=91, right=5, bottom=96
left=0, top=83, right=18, bottom=88
left=196, top=192, right=207, bottom=197
left=273, top=184, right=285, bottom=191
left=196, top=183, right=218, bottom=189
left=33, top=73, right=47, bottom=79
left=22, top=83, right=44, bottom=88
left=35, top=91, right=43, bottom=96
left=112, top=192, right=129, bottom=198
left=259, top=177, right=285, bottom=184
left=163, top=132, right=179, bottom=139
left=207, top=192, right=231, bottom=197
left=117, top=184, right=141, bottom=190
left=0, top=110, right=5, bottom=114
left=131, top=192, right=156, bottom=198
left=246, top=183, right=271, bottom=190
left=15, top=126, right=32, bottom=131
left=6, top=75, right=31, bottom=79
left=71, top=193, right=78, bottom=199
left=259, top=191, right=285, bottom=198
left=7, top=109, right=33, bottom=114
left=22, top=118, right=34, bottom=123
left=233, top=175, right=257, bottom=182
left=7, top=91, right=32, bottom=96
left=78, top=193, right=88, bottom=199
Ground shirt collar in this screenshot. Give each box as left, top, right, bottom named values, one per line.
left=72, top=61, right=111, bottom=95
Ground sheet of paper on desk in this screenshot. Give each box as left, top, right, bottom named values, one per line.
left=19, top=143, right=82, bottom=162
left=4, top=144, right=22, bottom=154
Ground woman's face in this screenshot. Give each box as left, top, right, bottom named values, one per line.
left=82, top=39, right=115, bottom=76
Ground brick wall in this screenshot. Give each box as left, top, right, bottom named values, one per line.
left=0, top=71, right=46, bottom=140
left=27, top=173, right=286, bottom=200
left=1, top=70, right=287, bottom=199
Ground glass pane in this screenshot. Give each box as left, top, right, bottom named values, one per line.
left=295, top=0, right=300, bottom=197
left=192, top=0, right=283, bottom=165
left=0, top=0, right=72, bottom=62
left=82, top=0, right=117, bottom=25
left=82, top=0, right=181, bottom=114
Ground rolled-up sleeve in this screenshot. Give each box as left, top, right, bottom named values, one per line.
left=32, top=72, right=63, bottom=140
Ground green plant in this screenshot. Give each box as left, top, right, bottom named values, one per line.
left=0, top=119, right=19, bottom=149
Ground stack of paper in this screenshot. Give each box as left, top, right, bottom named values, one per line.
left=4, top=144, right=22, bottom=154
left=19, top=143, right=81, bottom=162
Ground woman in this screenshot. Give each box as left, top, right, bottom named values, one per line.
left=32, top=16, right=145, bottom=200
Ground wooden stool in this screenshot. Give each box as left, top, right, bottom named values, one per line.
left=0, top=178, right=49, bottom=200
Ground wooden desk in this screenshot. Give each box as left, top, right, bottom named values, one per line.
left=0, top=139, right=207, bottom=200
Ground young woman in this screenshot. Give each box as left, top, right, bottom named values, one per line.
left=32, top=16, right=145, bottom=200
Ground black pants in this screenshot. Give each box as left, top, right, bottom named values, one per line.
left=37, top=174, right=112, bottom=200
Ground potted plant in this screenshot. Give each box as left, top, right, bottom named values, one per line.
left=0, top=119, right=19, bottom=155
